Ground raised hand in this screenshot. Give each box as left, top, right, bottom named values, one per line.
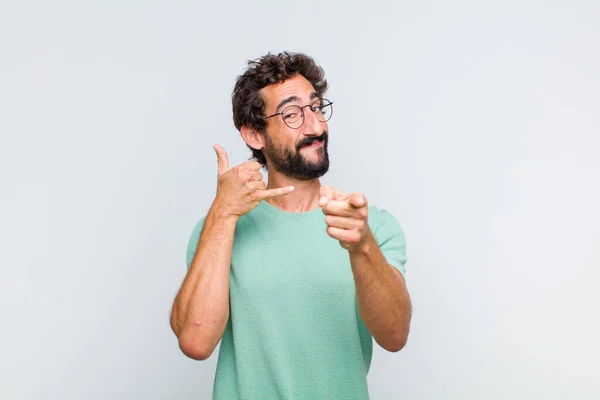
left=212, top=144, right=295, bottom=218
left=319, top=185, right=370, bottom=251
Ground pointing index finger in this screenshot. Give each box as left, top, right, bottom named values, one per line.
left=256, top=186, right=295, bottom=199
left=348, top=192, right=367, bottom=208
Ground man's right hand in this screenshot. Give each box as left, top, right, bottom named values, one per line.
left=212, top=144, right=295, bottom=218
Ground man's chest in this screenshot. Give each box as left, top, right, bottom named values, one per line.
left=229, top=227, right=356, bottom=302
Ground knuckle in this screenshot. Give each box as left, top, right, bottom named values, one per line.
left=245, top=161, right=260, bottom=170
left=247, top=181, right=258, bottom=190
left=240, top=175, right=251, bottom=183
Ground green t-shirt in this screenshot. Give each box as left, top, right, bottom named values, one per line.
left=186, top=200, right=407, bottom=400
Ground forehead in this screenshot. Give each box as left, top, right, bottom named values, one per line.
left=260, top=74, right=317, bottom=111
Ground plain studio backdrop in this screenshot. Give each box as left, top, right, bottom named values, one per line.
left=1, top=1, right=599, bottom=399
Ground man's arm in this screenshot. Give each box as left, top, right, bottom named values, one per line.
left=171, top=144, right=295, bottom=360
left=319, top=186, right=411, bottom=352
left=349, top=232, right=412, bottom=352
left=170, top=204, right=237, bottom=360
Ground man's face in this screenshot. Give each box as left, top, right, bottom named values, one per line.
left=260, top=74, right=329, bottom=180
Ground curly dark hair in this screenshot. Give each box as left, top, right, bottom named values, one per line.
left=232, top=52, right=328, bottom=167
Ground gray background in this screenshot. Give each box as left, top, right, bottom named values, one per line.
left=1, top=1, right=599, bottom=399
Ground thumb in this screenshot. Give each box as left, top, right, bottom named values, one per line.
left=319, top=186, right=345, bottom=206
left=319, top=186, right=335, bottom=206
left=213, top=144, right=230, bottom=177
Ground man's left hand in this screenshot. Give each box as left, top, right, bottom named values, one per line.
left=319, top=186, right=371, bottom=252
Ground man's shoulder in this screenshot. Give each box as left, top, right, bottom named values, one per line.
left=367, top=204, right=397, bottom=226
left=367, top=205, right=406, bottom=242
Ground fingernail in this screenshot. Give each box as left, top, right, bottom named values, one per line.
left=288, top=186, right=295, bottom=191
left=319, top=196, right=327, bottom=205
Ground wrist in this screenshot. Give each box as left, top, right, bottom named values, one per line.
left=209, top=201, right=240, bottom=224
left=348, top=232, right=375, bottom=256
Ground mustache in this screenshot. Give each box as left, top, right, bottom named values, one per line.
left=297, top=132, right=328, bottom=149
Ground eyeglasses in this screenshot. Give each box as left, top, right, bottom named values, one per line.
left=265, top=98, right=333, bottom=129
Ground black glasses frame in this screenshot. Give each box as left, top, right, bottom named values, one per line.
left=265, top=98, right=334, bottom=129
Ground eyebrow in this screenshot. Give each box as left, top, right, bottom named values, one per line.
left=275, top=92, right=320, bottom=113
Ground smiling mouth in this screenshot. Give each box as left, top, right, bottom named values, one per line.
left=301, top=140, right=324, bottom=149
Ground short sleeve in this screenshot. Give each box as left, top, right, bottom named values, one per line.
left=370, top=208, right=408, bottom=278
left=186, top=217, right=206, bottom=270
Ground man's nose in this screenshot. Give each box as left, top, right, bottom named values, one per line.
left=303, top=107, right=324, bottom=135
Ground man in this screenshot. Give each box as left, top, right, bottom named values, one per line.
left=170, top=52, right=412, bottom=399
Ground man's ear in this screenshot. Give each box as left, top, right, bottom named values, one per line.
left=240, top=125, right=264, bottom=151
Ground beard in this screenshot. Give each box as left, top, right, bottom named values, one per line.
left=263, top=132, right=330, bottom=180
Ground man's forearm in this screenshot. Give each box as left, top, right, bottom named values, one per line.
left=171, top=204, right=237, bottom=359
left=349, top=231, right=411, bottom=352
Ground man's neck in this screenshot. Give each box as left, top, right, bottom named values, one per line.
left=265, top=173, right=322, bottom=213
